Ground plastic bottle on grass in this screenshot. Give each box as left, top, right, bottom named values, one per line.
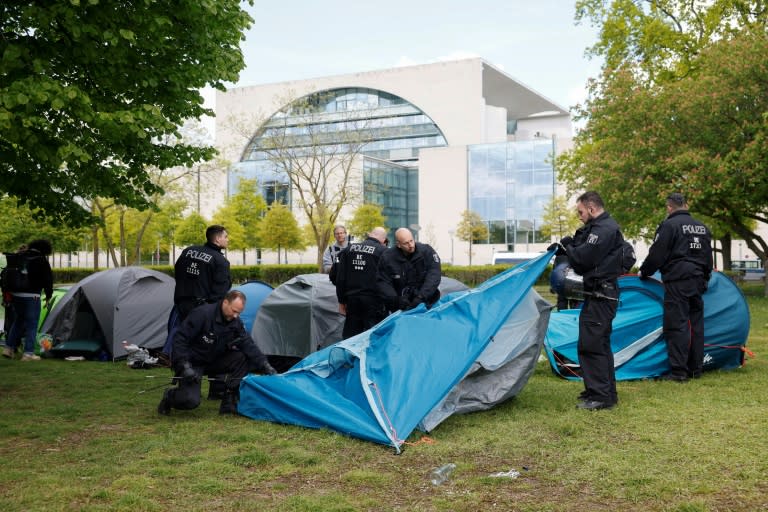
left=429, top=463, right=456, bottom=485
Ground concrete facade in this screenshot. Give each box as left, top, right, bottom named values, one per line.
left=214, top=57, right=574, bottom=266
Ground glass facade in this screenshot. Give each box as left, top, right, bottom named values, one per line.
left=362, top=158, right=418, bottom=240
left=229, top=87, right=447, bottom=209
left=468, top=139, right=555, bottom=250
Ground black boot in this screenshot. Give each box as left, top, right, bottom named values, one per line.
left=207, top=378, right=226, bottom=400
left=157, top=388, right=173, bottom=416
left=219, top=391, right=238, bottom=415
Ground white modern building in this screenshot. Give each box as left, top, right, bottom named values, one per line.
left=215, top=57, right=575, bottom=265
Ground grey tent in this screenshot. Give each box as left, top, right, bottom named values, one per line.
left=252, top=273, right=469, bottom=361
left=418, top=288, right=551, bottom=431
left=41, top=267, right=174, bottom=359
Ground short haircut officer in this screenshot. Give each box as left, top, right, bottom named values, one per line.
left=639, top=193, right=713, bottom=381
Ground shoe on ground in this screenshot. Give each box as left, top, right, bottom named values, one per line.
left=21, top=353, right=40, bottom=361
left=157, top=388, right=172, bottom=416
left=576, top=399, right=615, bottom=411
left=2, top=346, right=13, bottom=359
left=658, top=373, right=689, bottom=383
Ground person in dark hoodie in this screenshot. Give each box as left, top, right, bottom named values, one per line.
left=639, top=192, right=713, bottom=382
left=2, top=239, right=53, bottom=361
left=377, top=227, right=441, bottom=313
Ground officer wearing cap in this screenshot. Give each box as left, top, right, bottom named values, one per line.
left=639, top=193, right=713, bottom=382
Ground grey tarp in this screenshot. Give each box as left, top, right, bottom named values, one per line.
left=418, top=289, right=551, bottom=431
left=252, top=273, right=469, bottom=359
left=41, top=267, right=174, bottom=359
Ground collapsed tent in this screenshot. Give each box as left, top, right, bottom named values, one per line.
left=233, top=280, right=274, bottom=333
left=251, top=273, right=470, bottom=360
left=238, top=253, right=552, bottom=452
left=41, top=267, right=174, bottom=359
left=544, top=272, right=750, bottom=381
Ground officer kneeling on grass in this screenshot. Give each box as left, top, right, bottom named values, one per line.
left=158, top=289, right=277, bottom=416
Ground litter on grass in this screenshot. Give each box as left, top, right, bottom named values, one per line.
left=489, top=469, right=521, bottom=479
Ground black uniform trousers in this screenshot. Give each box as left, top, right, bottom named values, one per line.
left=342, top=295, right=385, bottom=339
left=166, top=350, right=249, bottom=411
left=663, top=277, right=706, bottom=378
left=577, top=285, right=618, bottom=404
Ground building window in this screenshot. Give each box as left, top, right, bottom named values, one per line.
left=468, top=140, right=555, bottom=249
left=232, top=87, right=447, bottom=206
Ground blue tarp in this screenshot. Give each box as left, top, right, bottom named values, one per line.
left=238, top=251, right=553, bottom=451
left=544, top=272, right=750, bottom=381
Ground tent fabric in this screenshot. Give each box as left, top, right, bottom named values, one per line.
left=544, top=272, right=750, bottom=381
left=233, top=280, right=274, bottom=334
left=238, top=252, right=552, bottom=452
left=41, top=267, right=174, bottom=359
left=417, top=289, right=551, bottom=432
left=251, top=273, right=470, bottom=359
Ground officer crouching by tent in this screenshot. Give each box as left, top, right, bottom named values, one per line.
left=158, top=290, right=277, bottom=416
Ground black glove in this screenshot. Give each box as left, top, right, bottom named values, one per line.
left=409, top=296, right=424, bottom=310
left=560, top=236, right=574, bottom=247
left=262, top=363, right=278, bottom=376
left=397, top=296, right=411, bottom=310
left=180, top=362, right=200, bottom=384
left=638, top=271, right=651, bottom=281
left=546, top=243, right=567, bottom=255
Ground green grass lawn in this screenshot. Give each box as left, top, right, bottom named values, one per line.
left=1, top=284, right=766, bottom=511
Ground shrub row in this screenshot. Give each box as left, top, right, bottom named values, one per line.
left=52, top=263, right=543, bottom=289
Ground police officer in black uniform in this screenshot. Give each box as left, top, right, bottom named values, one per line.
left=173, top=225, right=232, bottom=320
left=157, top=290, right=277, bottom=416
left=377, top=227, right=442, bottom=313
left=335, top=227, right=388, bottom=338
left=639, top=193, right=713, bottom=382
left=555, top=191, right=626, bottom=410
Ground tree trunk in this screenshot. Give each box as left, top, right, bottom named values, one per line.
left=719, top=234, right=731, bottom=271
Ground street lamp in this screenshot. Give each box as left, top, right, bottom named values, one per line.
left=448, top=229, right=455, bottom=265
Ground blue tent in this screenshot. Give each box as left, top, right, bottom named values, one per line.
left=238, top=251, right=553, bottom=452
left=232, top=280, right=273, bottom=333
left=544, top=272, right=750, bottom=381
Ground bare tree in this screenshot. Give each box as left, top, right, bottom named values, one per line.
left=227, top=91, right=372, bottom=271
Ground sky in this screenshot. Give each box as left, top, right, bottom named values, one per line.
left=205, top=0, right=604, bottom=122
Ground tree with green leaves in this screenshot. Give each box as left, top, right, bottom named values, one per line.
left=455, top=210, right=489, bottom=266
left=0, top=1, right=252, bottom=226
left=174, top=212, right=209, bottom=249
left=0, top=196, right=87, bottom=255
left=90, top=151, right=217, bottom=267
left=563, top=2, right=768, bottom=284
left=257, top=203, right=305, bottom=264
left=212, top=178, right=267, bottom=264
left=540, top=196, right=581, bottom=241
left=347, top=204, right=387, bottom=241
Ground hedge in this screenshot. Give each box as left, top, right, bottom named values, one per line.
left=52, top=263, right=549, bottom=289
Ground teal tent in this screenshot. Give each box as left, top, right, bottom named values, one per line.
left=544, top=272, right=750, bottom=380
